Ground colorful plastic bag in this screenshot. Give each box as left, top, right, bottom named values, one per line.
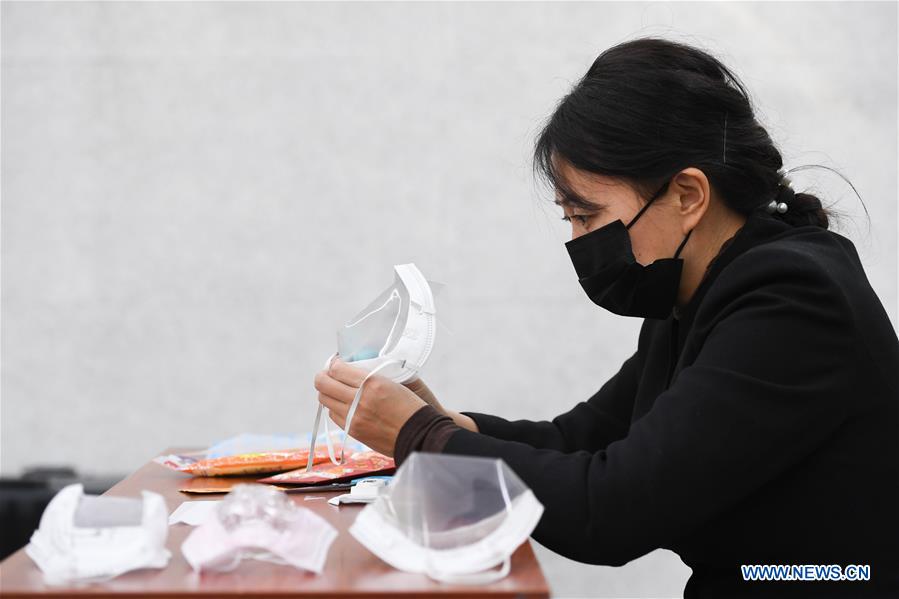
left=258, top=451, right=395, bottom=486
left=154, top=447, right=335, bottom=477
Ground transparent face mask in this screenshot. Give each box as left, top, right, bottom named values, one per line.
left=350, top=453, right=544, bottom=584
left=387, top=454, right=516, bottom=547
left=308, top=264, right=452, bottom=471
left=180, top=484, right=337, bottom=575
left=25, top=484, right=171, bottom=585
left=336, top=278, right=449, bottom=364
left=337, top=287, right=406, bottom=362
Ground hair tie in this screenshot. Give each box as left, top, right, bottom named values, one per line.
left=766, top=182, right=794, bottom=214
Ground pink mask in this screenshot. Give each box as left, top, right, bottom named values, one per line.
left=180, top=484, right=336, bottom=574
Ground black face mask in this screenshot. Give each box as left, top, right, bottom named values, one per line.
left=564, top=180, right=693, bottom=319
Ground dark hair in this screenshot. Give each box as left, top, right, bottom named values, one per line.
left=533, top=37, right=866, bottom=230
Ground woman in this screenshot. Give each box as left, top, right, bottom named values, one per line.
left=313, top=38, right=899, bottom=598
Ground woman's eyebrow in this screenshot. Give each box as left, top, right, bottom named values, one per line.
left=554, top=190, right=597, bottom=210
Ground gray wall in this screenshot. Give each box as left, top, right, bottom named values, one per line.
left=2, top=2, right=896, bottom=597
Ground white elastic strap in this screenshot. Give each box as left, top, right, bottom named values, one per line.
left=333, top=358, right=405, bottom=465
left=425, top=555, right=511, bottom=585
left=307, top=354, right=407, bottom=471
left=343, top=289, right=402, bottom=358
left=306, top=352, right=340, bottom=472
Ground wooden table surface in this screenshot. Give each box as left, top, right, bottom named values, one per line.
left=0, top=449, right=551, bottom=597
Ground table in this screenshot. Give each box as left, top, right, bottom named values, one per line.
left=0, top=449, right=551, bottom=597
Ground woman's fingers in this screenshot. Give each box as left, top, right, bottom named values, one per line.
left=318, top=392, right=347, bottom=426
left=313, top=370, right=357, bottom=406
left=313, top=359, right=381, bottom=438
left=328, top=357, right=368, bottom=388
left=314, top=373, right=426, bottom=457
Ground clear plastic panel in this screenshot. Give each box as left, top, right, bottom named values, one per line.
left=336, top=270, right=452, bottom=366
left=73, top=495, right=144, bottom=528
left=376, top=453, right=529, bottom=550
left=337, top=286, right=405, bottom=362
left=216, top=483, right=296, bottom=532
left=204, top=432, right=307, bottom=458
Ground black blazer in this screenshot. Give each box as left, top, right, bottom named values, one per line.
left=447, top=208, right=899, bottom=598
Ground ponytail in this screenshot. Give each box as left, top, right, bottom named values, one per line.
left=765, top=178, right=829, bottom=229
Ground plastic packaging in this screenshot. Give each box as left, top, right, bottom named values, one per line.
left=350, top=453, right=544, bottom=584
left=181, top=484, right=337, bottom=574
left=260, top=450, right=394, bottom=486
left=154, top=447, right=334, bottom=477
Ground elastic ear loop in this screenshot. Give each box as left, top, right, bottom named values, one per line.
left=425, top=554, right=511, bottom=586
left=306, top=354, right=409, bottom=471
left=422, top=461, right=514, bottom=585
left=306, top=353, right=339, bottom=471
left=625, top=179, right=670, bottom=230
left=623, top=178, right=693, bottom=262
left=673, top=229, right=693, bottom=259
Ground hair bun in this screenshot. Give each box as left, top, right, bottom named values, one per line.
left=775, top=182, right=796, bottom=205
left=767, top=179, right=828, bottom=228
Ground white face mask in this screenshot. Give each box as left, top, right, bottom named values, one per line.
left=25, top=484, right=171, bottom=585
left=180, top=484, right=336, bottom=574
left=337, top=262, right=437, bottom=383
left=349, top=453, right=544, bottom=585
left=307, top=263, right=438, bottom=470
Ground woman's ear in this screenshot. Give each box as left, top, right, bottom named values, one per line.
left=671, top=167, right=711, bottom=234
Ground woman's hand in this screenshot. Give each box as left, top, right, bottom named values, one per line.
left=313, top=358, right=426, bottom=457
left=402, top=376, right=446, bottom=413
left=403, top=376, right=479, bottom=433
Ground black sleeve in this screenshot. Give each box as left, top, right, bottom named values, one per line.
left=393, top=404, right=460, bottom=466
left=460, top=347, right=643, bottom=452
left=441, top=248, right=854, bottom=566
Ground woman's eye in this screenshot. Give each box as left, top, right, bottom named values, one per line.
left=561, top=214, right=591, bottom=225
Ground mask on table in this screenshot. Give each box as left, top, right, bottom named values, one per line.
left=308, top=263, right=438, bottom=470
left=350, top=453, right=544, bottom=585
left=25, top=483, right=171, bottom=585
left=564, top=179, right=693, bottom=319
left=180, top=484, right=337, bottom=574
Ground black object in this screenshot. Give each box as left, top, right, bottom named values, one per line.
left=0, top=467, right=123, bottom=561
left=564, top=179, right=693, bottom=319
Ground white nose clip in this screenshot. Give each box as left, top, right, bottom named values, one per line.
left=307, top=263, right=437, bottom=471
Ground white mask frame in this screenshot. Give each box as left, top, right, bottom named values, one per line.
left=25, top=484, right=171, bottom=585
left=307, top=263, right=436, bottom=470
left=348, top=456, right=544, bottom=585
